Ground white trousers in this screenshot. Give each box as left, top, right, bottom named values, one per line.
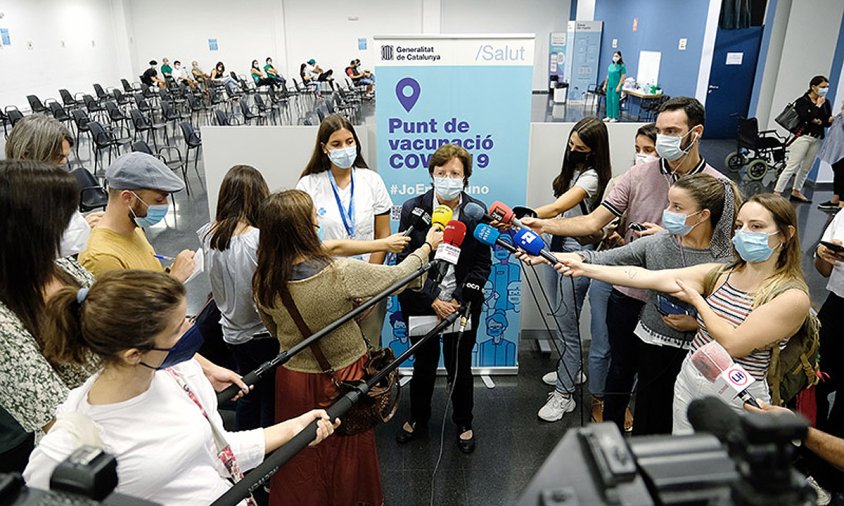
left=774, top=135, right=821, bottom=193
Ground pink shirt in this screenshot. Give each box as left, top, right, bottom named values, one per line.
left=601, top=157, right=726, bottom=301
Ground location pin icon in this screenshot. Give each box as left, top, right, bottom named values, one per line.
left=396, top=78, right=421, bottom=113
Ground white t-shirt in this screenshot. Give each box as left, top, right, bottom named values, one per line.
left=821, top=209, right=844, bottom=298
left=24, top=360, right=265, bottom=505
left=561, top=168, right=600, bottom=219
left=306, top=63, right=319, bottom=79
left=297, top=168, right=393, bottom=262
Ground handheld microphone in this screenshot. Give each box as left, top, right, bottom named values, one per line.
left=458, top=281, right=483, bottom=332
left=690, top=341, right=761, bottom=408
left=473, top=223, right=518, bottom=254
left=512, top=206, right=538, bottom=220
left=489, top=201, right=523, bottom=228
left=402, top=207, right=432, bottom=236
left=431, top=205, right=453, bottom=231
left=462, top=201, right=487, bottom=225
left=512, top=228, right=559, bottom=265
left=433, top=220, right=466, bottom=284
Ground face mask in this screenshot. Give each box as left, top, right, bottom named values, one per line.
left=315, top=222, right=325, bottom=242
left=433, top=176, right=463, bottom=201
left=612, top=56, right=620, bottom=63
left=130, top=195, right=169, bottom=228
left=817, top=87, right=829, bottom=97
left=732, top=230, right=780, bottom=263
left=59, top=211, right=92, bottom=257
left=656, top=129, right=697, bottom=161
left=662, top=209, right=702, bottom=237
left=567, top=150, right=591, bottom=165
left=635, top=153, right=658, bottom=165
left=141, top=324, right=205, bottom=370
left=327, top=145, right=357, bottom=169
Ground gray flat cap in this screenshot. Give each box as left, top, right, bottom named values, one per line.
left=106, top=152, right=185, bottom=193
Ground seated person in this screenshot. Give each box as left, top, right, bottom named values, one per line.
left=24, top=269, right=338, bottom=504
left=140, top=60, right=166, bottom=89
left=305, top=58, right=333, bottom=82
left=191, top=60, right=209, bottom=83
left=171, top=60, right=198, bottom=90
left=79, top=152, right=195, bottom=282
left=250, top=60, right=279, bottom=89
left=345, top=59, right=374, bottom=95
left=264, top=57, right=286, bottom=86
left=160, top=57, right=173, bottom=80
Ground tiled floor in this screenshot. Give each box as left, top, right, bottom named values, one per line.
left=3, top=94, right=838, bottom=505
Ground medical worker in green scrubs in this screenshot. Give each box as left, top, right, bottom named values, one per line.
left=603, top=51, right=626, bottom=123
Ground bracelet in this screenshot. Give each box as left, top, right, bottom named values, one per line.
left=423, top=241, right=433, bottom=251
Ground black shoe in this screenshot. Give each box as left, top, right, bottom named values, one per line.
left=457, top=426, right=475, bottom=454
left=789, top=194, right=811, bottom=203
left=819, top=200, right=841, bottom=210
left=396, top=421, right=425, bottom=444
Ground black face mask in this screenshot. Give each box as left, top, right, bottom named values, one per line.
left=567, top=150, right=591, bottom=165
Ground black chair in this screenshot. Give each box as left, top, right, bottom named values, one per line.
left=26, top=95, right=48, bottom=114
left=121, top=79, right=138, bottom=94
left=83, top=94, right=106, bottom=122
left=133, top=92, right=155, bottom=117
left=59, top=89, right=81, bottom=111
left=87, top=120, right=130, bottom=176
left=252, top=94, right=277, bottom=125
left=129, top=108, right=166, bottom=148
left=71, top=109, right=92, bottom=159
left=93, top=83, right=111, bottom=105
left=48, top=101, right=74, bottom=132
left=111, top=88, right=133, bottom=110
left=70, top=167, right=108, bottom=212
left=104, top=100, right=131, bottom=132
left=239, top=97, right=266, bottom=125
left=179, top=121, right=203, bottom=181
left=4, top=107, right=24, bottom=138
left=185, top=93, right=209, bottom=125
left=132, top=139, right=188, bottom=194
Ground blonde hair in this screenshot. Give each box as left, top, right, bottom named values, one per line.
left=5, top=114, right=73, bottom=163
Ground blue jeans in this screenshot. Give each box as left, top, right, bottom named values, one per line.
left=587, top=279, right=613, bottom=396
left=543, top=238, right=592, bottom=393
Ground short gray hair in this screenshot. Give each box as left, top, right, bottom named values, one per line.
left=5, top=114, right=73, bottom=164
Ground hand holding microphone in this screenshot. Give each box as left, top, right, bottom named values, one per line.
left=431, top=205, right=453, bottom=231
left=690, top=340, right=761, bottom=408
left=403, top=207, right=432, bottom=236
left=424, top=226, right=443, bottom=251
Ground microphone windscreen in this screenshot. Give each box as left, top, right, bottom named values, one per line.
left=691, top=341, right=734, bottom=382
left=460, top=281, right=484, bottom=303
left=512, top=228, right=547, bottom=256
left=687, top=396, right=742, bottom=442
left=473, top=223, right=500, bottom=247
left=432, top=205, right=453, bottom=230
left=443, top=220, right=467, bottom=247
left=463, top=202, right=485, bottom=224
left=512, top=205, right=538, bottom=220
left=489, top=201, right=515, bottom=224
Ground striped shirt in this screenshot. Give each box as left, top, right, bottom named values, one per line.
left=690, top=277, right=777, bottom=381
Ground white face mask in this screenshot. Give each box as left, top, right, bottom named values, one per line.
left=433, top=177, right=464, bottom=201
left=612, top=55, right=620, bottom=63
left=59, top=211, right=91, bottom=257
left=635, top=153, right=658, bottom=165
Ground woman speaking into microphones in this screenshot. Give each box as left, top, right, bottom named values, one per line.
left=394, top=144, right=492, bottom=454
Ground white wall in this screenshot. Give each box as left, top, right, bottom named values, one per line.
left=0, top=0, right=129, bottom=108
left=441, top=0, right=571, bottom=91
left=575, top=0, right=596, bottom=21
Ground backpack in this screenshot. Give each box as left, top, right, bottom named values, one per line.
left=702, top=267, right=820, bottom=406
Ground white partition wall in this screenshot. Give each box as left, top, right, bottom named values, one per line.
left=201, top=121, right=644, bottom=332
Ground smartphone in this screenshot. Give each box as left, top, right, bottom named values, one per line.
left=820, top=240, right=844, bottom=254
left=656, top=294, right=696, bottom=317
left=628, top=223, right=647, bottom=232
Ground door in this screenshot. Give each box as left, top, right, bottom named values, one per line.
left=704, top=27, right=763, bottom=139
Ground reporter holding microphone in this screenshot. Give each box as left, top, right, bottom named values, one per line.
left=252, top=189, right=442, bottom=506
left=545, top=194, right=810, bottom=434
left=394, top=144, right=492, bottom=454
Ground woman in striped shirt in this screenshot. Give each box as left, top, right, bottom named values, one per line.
left=550, top=193, right=810, bottom=434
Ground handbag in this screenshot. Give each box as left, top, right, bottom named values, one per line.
left=775, top=101, right=802, bottom=133
left=279, top=289, right=400, bottom=436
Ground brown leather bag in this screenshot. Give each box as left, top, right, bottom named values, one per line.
left=279, top=289, right=400, bottom=436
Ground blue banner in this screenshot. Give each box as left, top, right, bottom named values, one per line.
left=374, top=35, right=534, bottom=371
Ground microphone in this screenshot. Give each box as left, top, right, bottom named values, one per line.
left=690, top=341, right=761, bottom=408
left=402, top=207, right=432, bottom=236
left=432, top=220, right=466, bottom=285
left=431, top=205, right=453, bottom=231
left=512, top=228, right=559, bottom=265
left=473, top=223, right=518, bottom=254
left=688, top=396, right=742, bottom=442
left=457, top=281, right=483, bottom=332
left=462, top=201, right=487, bottom=225
left=489, top=201, right=524, bottom=228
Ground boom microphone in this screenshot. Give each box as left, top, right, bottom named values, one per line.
left=431, top=205, right=453, bottom=231
left=432, top=220, right=466, bottom=284
left=512, top=228, right=559, bottom=265
left=690, top=341, right=761, bottom=408
left=403, top=207, right=432, bottom=236
left=473, top=223, right=518, bottom=253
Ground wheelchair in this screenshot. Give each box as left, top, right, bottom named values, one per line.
left=725, top=116, right=790, bottom=181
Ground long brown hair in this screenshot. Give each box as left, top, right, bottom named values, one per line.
left=43, top=270, right=185, bottom=365
left=253, top=190, right=332, bottom=309
left=730, top=193, right=807, bottom=306
left=552, top=117, right=611, bottom=209
left=300, top=114, right=368, bottom=177
left=0, top=160, right=79, bottom=340
left=208, top=165, right=269, bottom=251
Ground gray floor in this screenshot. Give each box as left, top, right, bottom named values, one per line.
left=4, top=95, right=838, bottom=505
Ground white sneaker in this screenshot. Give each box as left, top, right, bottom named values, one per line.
left=538, top=390, right=576, bottom=422
left=542, top=370, right=587, bottom=386
left=602, top=117, right=611, bottom=122
left=807, top=476, right=831, bottom=505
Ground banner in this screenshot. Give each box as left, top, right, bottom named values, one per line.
left=374, top=35, right=534, bottom=372
left=564, top=21, right=603, bottom=101
left=549, top=32, right=567, bottom=87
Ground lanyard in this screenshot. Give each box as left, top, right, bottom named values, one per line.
left=327, top=169, right=355, bottom=238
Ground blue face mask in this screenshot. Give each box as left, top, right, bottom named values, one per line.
left=141, top=324, right=205, bottom=370
left=662, top=209, right=702, bottom=237
left=131, top=192, right=169, bottom=228
left=732, top=230, right=780, bottom=263
left=327, top=145, right=357, bottom=169
left=433, top=176, right=463, bottom=201
left=817, top=87, right=829, bottom=97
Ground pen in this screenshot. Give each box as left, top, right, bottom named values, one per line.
left=154, top=254, right=175, bottom=262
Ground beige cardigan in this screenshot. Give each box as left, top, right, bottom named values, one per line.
left=257, top=248, right=429, bottom=373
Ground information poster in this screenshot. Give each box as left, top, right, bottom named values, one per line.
left=549, top=32, right=567, bottom=86
left=374, top=35, right=534, bottom=372
left=564, top=21, right=603, bottom=101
